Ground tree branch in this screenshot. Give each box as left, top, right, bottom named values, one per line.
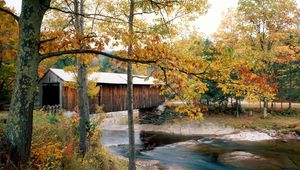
left=39, top=49, right=157, bottom=64
left=40, top=37, right=58, bottom=44
left=49, top=6, right=128, bottom=24
left=0, top=7, right=19, bottom=22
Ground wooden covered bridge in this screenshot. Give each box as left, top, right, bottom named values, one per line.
left=39, top=68, right=164, bottom=113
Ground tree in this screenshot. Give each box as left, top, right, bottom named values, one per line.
left=0, top=0, right=156, bottom=164
left=127, top=0, right=136, bottom=168
left=4, top=1, right=51, bottom=163
left=213, top=0, right=299, bottom=113
left=74, top=0, right=90, bottom=155
left=274, top=34, right=300, bottom=111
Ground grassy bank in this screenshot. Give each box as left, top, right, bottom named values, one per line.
left=204, top=113, right=300, bottom=133
left=0, top=110, right=128, bottom=170
left=164, top=101, right=300, bottom=133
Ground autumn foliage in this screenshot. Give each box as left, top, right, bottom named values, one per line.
left=0, top=2, right=18, bottom=108
left=27, top=111, right=122, bottom=169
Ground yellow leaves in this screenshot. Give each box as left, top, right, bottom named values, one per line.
left=218, top=83, right=229, bottom=94
left=31, top=141, right=64, bottom=169
left=64, top=65, right=77, bottom=72
left=88, top=80, right=100, bottom=97
left=0, top=3, right=18, bottom=61
left=269, top=32, right=289, bottom=42
left=39, top=30, right=106, bottom=57
left=176, top=104, right=203, bottom=120
left=64, top=66, right=100, bottom=97
left=274, top=46, right=295, bottom=56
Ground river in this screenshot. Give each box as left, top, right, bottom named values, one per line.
left=100, top=111, right=300, bottom=170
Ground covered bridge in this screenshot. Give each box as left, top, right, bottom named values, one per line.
left=39, top=68, right=164, bottom=113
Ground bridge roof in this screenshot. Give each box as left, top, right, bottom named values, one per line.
left=49, top=68, right=156, bottom=85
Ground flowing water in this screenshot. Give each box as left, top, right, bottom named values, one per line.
left=100, top=112, right=300, bottom=170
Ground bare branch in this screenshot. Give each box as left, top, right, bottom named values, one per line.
left=39, top=49, right=157, bottom=64
left=0, top=7, right=19, bottom=22
left=90, top=4, right=100, bottom=33
left=40, top=37, right=58, bottom=44
left=49, top=6, right=128, bottom=24
left=160, top=65, right=207, bottom=80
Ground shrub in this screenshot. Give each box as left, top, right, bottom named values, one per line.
left=29, top=110, right=124, bottom=170
left=31, top=142, right=63, bottom=169
left=47, top=114, right=58, bottom=124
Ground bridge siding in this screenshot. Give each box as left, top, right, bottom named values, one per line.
left=63, top=84, right=164, bottom=113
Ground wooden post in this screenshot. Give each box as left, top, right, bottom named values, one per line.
left=259, top=100, right=262, bottom=109
left=270, top=101, right=274, bottom=113
left=263, top=107, right=267, bottom=118
left=59, top=83, right=63, bottom=108
left=236, top=97, right=239, bottom=118
left=249, top=110, right=253, bottom=116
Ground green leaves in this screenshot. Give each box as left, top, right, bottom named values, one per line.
left=47, top=114, right=58, bottom=124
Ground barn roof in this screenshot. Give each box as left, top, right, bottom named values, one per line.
left=49, top=68, right=156, bottom=85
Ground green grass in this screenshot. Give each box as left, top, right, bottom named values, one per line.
left=161, top=103, right=300, bottom=133
left=204, top=112, right=300, bottom=132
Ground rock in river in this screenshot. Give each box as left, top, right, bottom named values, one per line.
left=218, top=151, right=280, bottom=170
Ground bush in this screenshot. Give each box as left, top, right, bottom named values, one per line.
left=47, top=114, right=58, bottom=124
left=29, top=111, right=125, bottom=170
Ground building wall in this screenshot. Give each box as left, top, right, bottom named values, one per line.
left=62, top=86, right=97, bottom=114
left=98, top=84, right=164, bottom=112
left=63, top=84, right=164, bottom=112
left=63, top=86, right=78, bottom=111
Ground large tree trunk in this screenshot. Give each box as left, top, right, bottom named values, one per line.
left=127, top=62, right=135, bottom=170
left=77, top=59, right=89, bottom=154
left=74, top=0, right=89, bottom=155
left=5, top=0, right=50, bottom=164
left=127, top=0, right=136, bottom=169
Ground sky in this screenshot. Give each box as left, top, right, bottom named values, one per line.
left=4, top=0, right=300, bottom=36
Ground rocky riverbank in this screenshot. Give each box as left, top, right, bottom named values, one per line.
left=137, top=106, right=300, bottom=141
left=140, top=120, right=300, bottom=141
left=99, top=109, right=300, bottom=142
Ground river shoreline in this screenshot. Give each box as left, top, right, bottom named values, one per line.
left=100, top=110, right=300, bottom=170
left=100, top=110, right=299, bottom=142
left=138, top=121, right=300, bottom=141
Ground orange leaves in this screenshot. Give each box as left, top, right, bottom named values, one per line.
left=274, top=46, right=296, bottom=57
left=39, top=30, right=106, bottom=57
left=176, top=104, right=203, bottom=120
left=31, top=142, right=64, bottom=169
left=65, top=143, right=74, bottom=157
left=0, top=50, right=17, bottom=61
left=274, top=45, right=300, bottom=64
left=0, top=3, right=18, bottom=61
left=40, top=31, right=72, bottom=54
left=234, top=66, right=277, bottom=100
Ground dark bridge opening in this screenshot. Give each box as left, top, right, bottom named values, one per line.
left=42, top=83, right=59, bottom=106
